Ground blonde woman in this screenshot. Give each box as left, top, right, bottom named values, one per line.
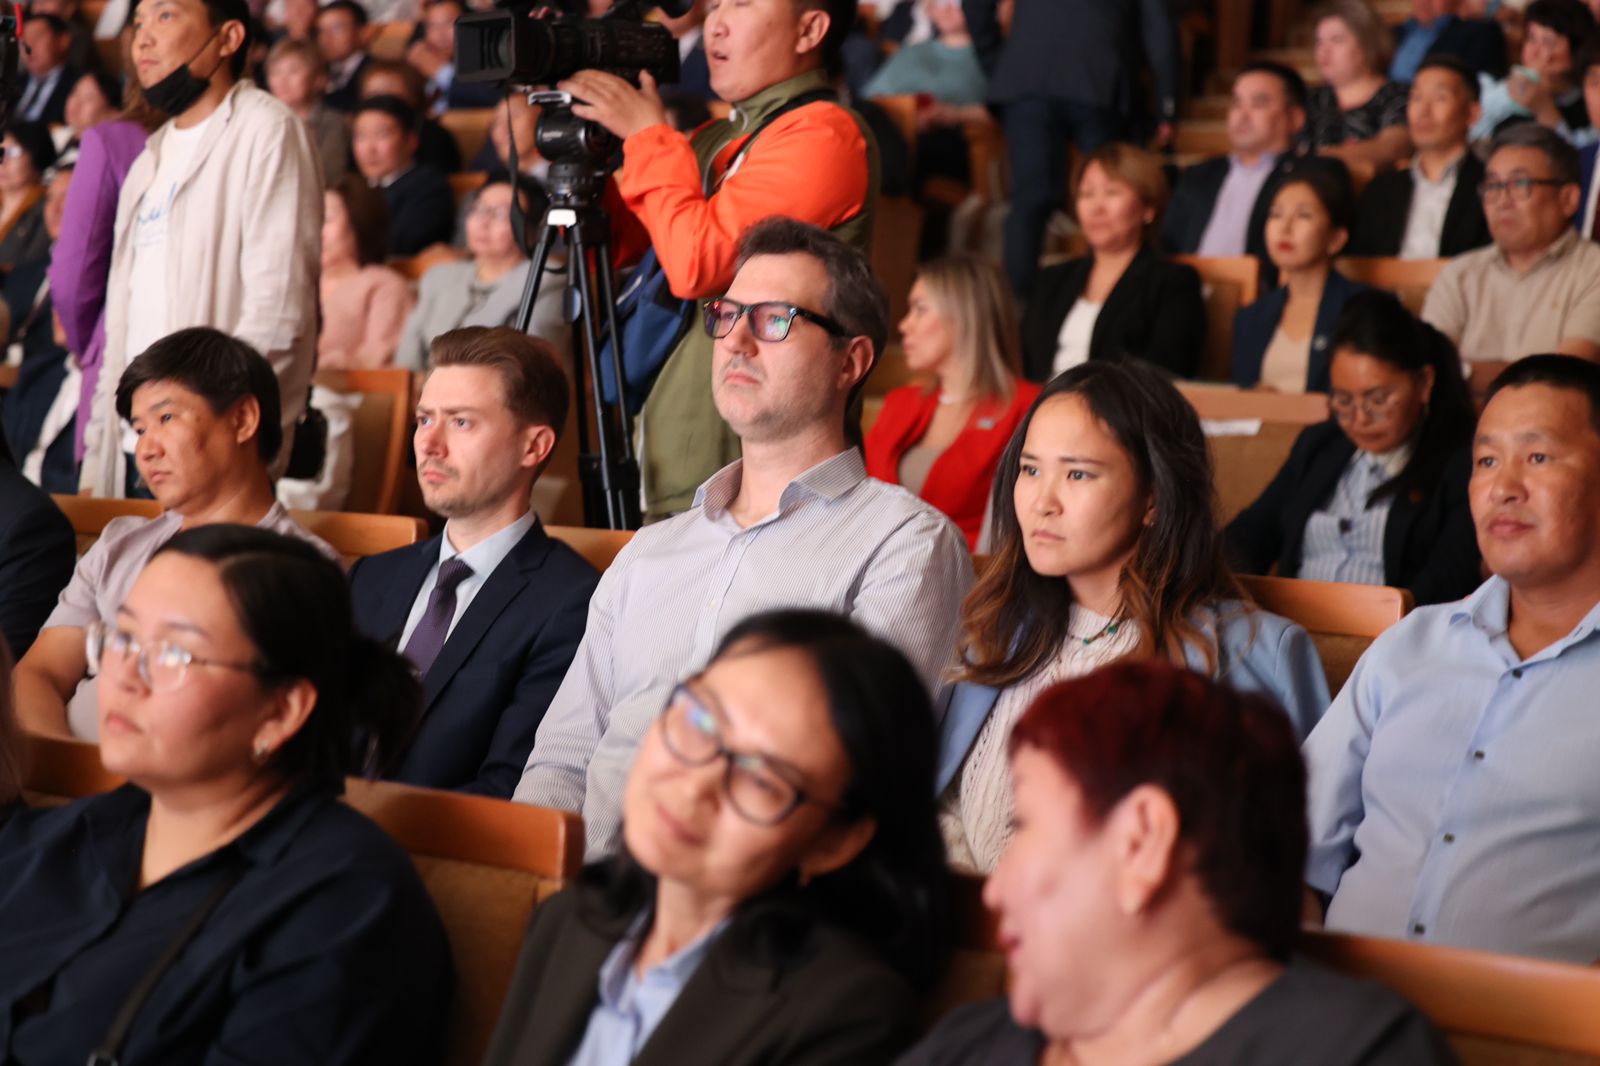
left=1020, top=142, right=1205, bottom=381
left=865, top=254, right=1040, bottom=550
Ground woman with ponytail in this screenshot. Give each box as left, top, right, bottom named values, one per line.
left=0, top=525, right=452, bottom=1065
left=1226, top=290, right=1481, bottom=605
left=937, top=360, right=1331, bottom=874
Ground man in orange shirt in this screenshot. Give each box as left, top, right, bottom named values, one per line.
left=558, top=0, right=878, bottom=516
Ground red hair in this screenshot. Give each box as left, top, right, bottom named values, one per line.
left=1009, top=660, right=1308, bottom=960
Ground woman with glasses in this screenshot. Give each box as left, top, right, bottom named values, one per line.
left=1232, top=165, right=1367, bottom=393
left=0, top=122, right=57, bottom=272
left=864, top=255, right=1040, bottom=550
left=317, top=174, right=414, bottom=370
left=482, top=609, right=950, bottom=1066
left=938, top=360, right=1330, bottom=875
left=395, top=180, right=569, bottom=371
left=0, top=525, right=453, bottom=1065
left=899, top=660, right=1455, bottom=1066
left=1227, top=291, right=1481, bottom=605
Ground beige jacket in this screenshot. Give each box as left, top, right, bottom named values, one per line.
left=81, top=81, right=323, bottom=497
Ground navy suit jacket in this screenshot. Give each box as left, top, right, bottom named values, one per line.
left=348, top=519, right=599, bottom=798
left=0, top=459, right=75, bottom=658
left=1230, top=270, right=1369, bottom=392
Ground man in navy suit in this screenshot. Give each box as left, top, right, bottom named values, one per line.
left=349, top=326, right=598, bottom=798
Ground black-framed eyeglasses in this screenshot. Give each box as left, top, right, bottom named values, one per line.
left=656, top=683, right=840, bottom=826
left=85, top=620, right=263, bottom=694
left=703, top=298, right=851, bottom=342
left=1328, top=388, right=1402, bottom=423
left=1478, top=177, right=1566, bottom=202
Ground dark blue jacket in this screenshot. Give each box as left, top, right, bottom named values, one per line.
left=1231, top=270, right=1369, bottom=392
left=349, top=519, right=598, bottom=797
left=0, top=458, right=74, bottom=657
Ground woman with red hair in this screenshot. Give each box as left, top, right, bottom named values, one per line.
left=899, top=660, right=1455, bottom=1065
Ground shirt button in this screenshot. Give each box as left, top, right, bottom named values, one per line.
left=1412, top=923, right=1427, bottom=935
left=1443, top=833, right=1456, bottom=843
left=1473, top=750, right=1485, bottom=761
left=1512, top=668, right=1523, bottom=679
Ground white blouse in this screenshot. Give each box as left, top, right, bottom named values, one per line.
left=940, top=605, right=1140, bottom=873
left=1052, top=298, right=1103, bottom=376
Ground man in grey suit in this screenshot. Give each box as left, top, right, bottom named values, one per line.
left=963, top=0, right=1179, bottom=298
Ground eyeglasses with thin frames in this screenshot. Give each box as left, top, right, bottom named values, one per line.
left=85, top=620, right=263, bottom=693
left=1328, top=388, right=1404, bottom=423
left=656, top=682, right=841, bottom=826
left=1478, top=177, right=1566, bottom=202
left=702, top=298, right=851, bottom=343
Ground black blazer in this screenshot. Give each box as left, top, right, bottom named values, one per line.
left=1231, top=270, right=1368, bottom=392
left=1020, top=246, right=1205, bottom=381
left=0, top=458, right=74, bottom=657
left=1162, top=154, right=1352, bottom=289
left=379, top=163, right=456, bottom=256
left=1348, top=152, right=1491, bottom=258
left=348, top=519, right=598, bottom=797
left=1225, top=420, right=1481, bottom=606
left=481, top=885, right=919, bottom=1066
left=323, top=54, right=371, bottom=113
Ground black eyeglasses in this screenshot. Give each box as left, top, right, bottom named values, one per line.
left=1478, top=177, right=1566, bottom=202
left=703, top=298, right=851, bottom=342
left=656, top=683, right=840, bottom=826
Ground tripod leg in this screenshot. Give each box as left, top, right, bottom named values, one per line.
left=589, top=236, right=637, bottom=468
left=566, top=235, right=628, bottom=529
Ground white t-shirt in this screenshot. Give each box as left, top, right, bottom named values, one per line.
left=1052, top=298, right=1103, bottom=376
left=124, top=114, right=216, bottom=364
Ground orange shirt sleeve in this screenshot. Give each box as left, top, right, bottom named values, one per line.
left=614, top=104, right=871, bottom=300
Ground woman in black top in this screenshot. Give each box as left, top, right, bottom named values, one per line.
left=1020, top=142, right=1205, bottom=382
left=483, top=610, right=950, bottom=1066
left=1227, top=291, right=1481, bottom=605
left=1305, top=0, right=1412, bottom=169
left=0, top=526, right=452, bottom=1066
left=897, top=659, right=1457, bottom=1066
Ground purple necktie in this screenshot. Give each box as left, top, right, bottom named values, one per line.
left=402, top=556, right=473, bottom=677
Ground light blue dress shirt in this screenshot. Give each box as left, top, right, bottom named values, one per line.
left=1305, top=577, right=1600, bottom=962
left=1299, top=444, right=1410, bottom=587
left=397, top=512, right=537, bottom=650
left=566, top=913, right=728, bottom=1065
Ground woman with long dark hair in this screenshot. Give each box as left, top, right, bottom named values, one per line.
left=938, top=360, right=1330, bottom=873
left=0, top=526, right=452, bottom=1064
left=483, top=609, right=950, bottom=1066
left=1227, top=290, right=1481, bottom=604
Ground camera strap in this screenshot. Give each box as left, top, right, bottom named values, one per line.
left=702, top=88, right=839, bottom=197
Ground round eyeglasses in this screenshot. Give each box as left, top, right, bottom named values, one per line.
left=1328, top=388, right=1403, bottom=423
left=656, top=683, right=841, bottom=826
left=702, top=298, right=851, bottom=343
left=85, top=620, right=263, bottom=693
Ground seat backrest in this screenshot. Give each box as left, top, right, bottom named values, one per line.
left=288, top=510, right=427, bottom=561
left=21, top=733, right=124, bottom=805
left=1203, top=420, right=1309, bottom=525
left=439, top=109, right=496, bottom=165
left=1177, top=383, right=1330, bottom=424
left=367, top=20, right=414, bottom=59
left=1335, top=257, right=1448, bottom=315
left=1237, top=574, right=1412, bottom=691
left=1172, top=119, right=1231, bottom=157
left=51, top=495, right=163, bottom=554
left=313, top=368, right=415, bottom=514
left=927, top=872, right=1008, bottom=1026
left=342, top=779, right=583, bottom=1066
left=547, top=525, right=634, bottom=572
left=447, top=170, right=490, bottom=208
left=1170, top=256, right=1261, bottom=382
left=874, top=196, right=926, bottom=329
left=391, top=245, right=468, bottom=282
left=1301, top=931, right=1600, bottom=1065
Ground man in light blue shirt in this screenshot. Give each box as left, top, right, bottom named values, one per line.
left=1305, top=354, right=1600, bottom=962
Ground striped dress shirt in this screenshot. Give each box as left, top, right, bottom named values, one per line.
left=513, top=449, right=974, bottom=859
left=1298, top=442, right=1412, bottom=587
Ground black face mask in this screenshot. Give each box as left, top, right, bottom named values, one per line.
left=144, top=30, right=225, bottom=117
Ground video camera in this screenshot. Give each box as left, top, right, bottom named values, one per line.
left=454, top=0, right=684, bottom=91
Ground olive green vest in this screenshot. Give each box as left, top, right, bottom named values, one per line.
left=637, top=70, right=880, bottom=517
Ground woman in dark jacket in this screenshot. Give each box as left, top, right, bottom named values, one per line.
left=482, top=610, right=950, bottom=1066
left=1020, top=142, right=1205, bottom=382
left=1227, top=290, right=1481, bottom=605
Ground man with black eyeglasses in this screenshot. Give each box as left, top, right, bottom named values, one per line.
left=513, top=218, right=972, bottom=861
left=1423, top=122, right=1600, bottom=382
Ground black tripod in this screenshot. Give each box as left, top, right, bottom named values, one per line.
left=513, top=159, right=642, bottom=531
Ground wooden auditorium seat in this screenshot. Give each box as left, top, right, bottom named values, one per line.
left=312, top=367, right=417, bottom=514
left=1236, top=574, right=1412, bottom=692
left=392, top=245, right=469, bottom=282
left=1177, top=384, right=1330, bottom=524
left=1170, top=255, right=1261, bottom=381
left=448, top=170, right=491, bottom=208
left=548, top=525, right=634, bottom=572
left=367, top=19, right=415, bottom=60
left=19, top=734, right=583, bottom=1066
left=1336, top=256, right=1448, bottom=316
left=51, top=495, right=425, bottom=561
left=440, top=109, right=496, bottom=165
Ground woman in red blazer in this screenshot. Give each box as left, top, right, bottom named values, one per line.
left=866, top=255, right=1040, bottom=550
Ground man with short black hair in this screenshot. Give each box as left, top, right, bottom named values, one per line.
left=18, top=328, right=334, bottom=740
left=1423, top=122, right=1600, bottom=369
left=17, top=14, right=77, bottom=124
left=353, top=94, right=455, bottom=255
left=1306, top=354, right=1600, bottom=962
left=81, top=0, right=321, bottom=499
left=514, top=219, right=971, bottom=859
left=1390, top=0, right=1508, bottom=83
left=1350, top=55, right=1492, bottom=258
left=349, top=327, right=598, bottom=798
left=316, top=0, right=370, bottom=112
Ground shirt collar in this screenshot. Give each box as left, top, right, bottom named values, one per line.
left=440, top=511, right=536, bottom=578
left=1228, top=150, right=1280, bottom=173
left=1450, top=574, right=1600, bottom=649
left=595, top=907, right=728, bottom=1009
left=1410, top=149, right=1465, bottom=187
left=692, top=449, right=869, bottom=522
left=727, top=69, right=831, bottom=132
left=1361, top=437, right=1416, bottom=479
left=1496, top=226, right=1581, bottom=273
